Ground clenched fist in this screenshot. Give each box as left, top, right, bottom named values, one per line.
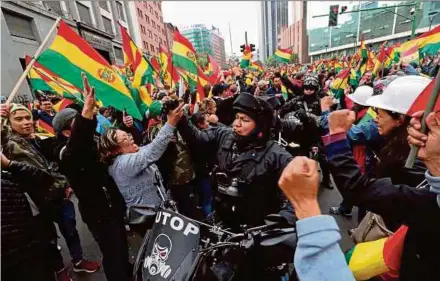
left=328, top=109, right=356, bottom=135
left=279, top=156, right=321, bottom=219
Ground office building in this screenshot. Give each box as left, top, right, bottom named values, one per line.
left=1, top=1, right=135, bottom=101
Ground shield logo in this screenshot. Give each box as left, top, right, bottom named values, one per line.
left=98, top=68, right=116, bottom=83
left=186, top=51, right=196, bottom=62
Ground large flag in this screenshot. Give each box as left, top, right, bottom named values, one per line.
left=397, top=26, right=440, bottom=64
left=53, top=98, right=74, bottom=112
left=250, top=60, right=264, bottom=74
left=26, top=55, right=83, bottom=104
left=274, top=48, right=292, bottom=63
left=240, top=45, right=252, bottom=68
left=120, top=23, right=154, bottom=89
left=172, top=30, right=198, bottom=90
left=406, top=77, right=438, bottom=116
left=206, top=54, right=221, bottom=84
left=37, top=20, right=142, bottom=119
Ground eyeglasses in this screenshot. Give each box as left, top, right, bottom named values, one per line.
left=117, top=133, right=133, bottom=144
left=304, top=86, right=315, bottom=91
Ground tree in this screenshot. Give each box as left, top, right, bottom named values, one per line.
left=265, top=55, right=277, bottom=67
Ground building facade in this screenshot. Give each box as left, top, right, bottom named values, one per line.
left=279, top=1, right=309, bottom=63
left=180, top=24, right=227, bottom=68
left=258, top=0, right=289, bottom=61
left=307, top=1, right=440, bottom=62
left=128, top=1, right=167, bottom=56
left=1, top=0, right=135, bottom=101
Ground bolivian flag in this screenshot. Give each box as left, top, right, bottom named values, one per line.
left=120, top=23, right=154, bottom=89
left=250, top=60, right=264, bottom=74
left=159, top=46, right=179, bottom=87
left=37, top=119, right=55, bottom=137
left=172, top=30, right=198, bottom=90
left=26, top=55, right=83, bottom=104
left=346, top=226, right=408, bottom=280
left=37, top=20, right=141, bottom=119
left=330, top=68, right=350, bottom=99
left=240, top=45, right=252, bottom=68
left=53, top=98, right=74, bottom=113
left=274, top=48, right=292, bottom=63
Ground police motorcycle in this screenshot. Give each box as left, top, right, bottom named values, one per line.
left=132, top=184, right=297, bottom=281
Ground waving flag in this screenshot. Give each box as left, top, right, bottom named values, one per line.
left=240, top=45, right=252, bottom=68
left=120, top=23, right=154, bottom=89
left=406, top=77, right=438, bottom=116
left=274, top=48, right=292, bottom=63
left=172, top=30, right=198, bottom=90
left=158, top=46, right=179, bottom=87
left=37, top=20, right=141, bottom=119
left=206, top=54, right=221, bottom=84
left=53, top=98, right=74, bottom=112
left=250, top=60, right=264, bottom=74
left=331, top=68, right=350, bottom=99
left=26, top=55, right=83, bottom=104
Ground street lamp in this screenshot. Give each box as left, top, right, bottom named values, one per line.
left=429, top=11, right=439, bottom=31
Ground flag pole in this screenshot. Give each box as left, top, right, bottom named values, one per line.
left=405, top=69, right=440, bottom=168
left=7, top=17, right=61, bottom=104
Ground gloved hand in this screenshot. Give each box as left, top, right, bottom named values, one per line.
left=294, top=108, right=310, bottom=123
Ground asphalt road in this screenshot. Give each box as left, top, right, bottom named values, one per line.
left=59, top=185, right=358, bottom=281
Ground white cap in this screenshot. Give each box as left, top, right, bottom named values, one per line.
left=366, top=76, right=431, bottom=115
left=347, top=86, right=374, bottom=106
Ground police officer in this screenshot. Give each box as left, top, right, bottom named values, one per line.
left=279, top=75, right=333, bottom=189
left=178, top=93, right=294, bottom=229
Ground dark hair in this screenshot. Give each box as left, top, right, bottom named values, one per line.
left=190, top=112, right=206, bottom=129
left=376, top=111, right=411, bottom=178
left=99, top=107, right=109, bottom=115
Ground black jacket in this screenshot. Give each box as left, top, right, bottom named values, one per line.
left=55, top=115, right=126, bottom=224
left=1, top=162, right=54, bottom=270
left=212, top=95, right=238, bottom=126
left=327, top=140, right=440, bottom=281
left=179, top=117, right=294, bottom=228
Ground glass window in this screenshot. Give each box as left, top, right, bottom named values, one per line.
left=148, top=30, right=152, bottom=38
left=77, top=2, right=92, bottom=25
left=137, top=8, right=143, bottom=18
left=99, top=1, right=109, bottom=11
left=114, top=46, right=123, bottom=61
left=143, top=41, right=147, bottom=49
left=43, top=1, right=63, bottom=16
left=146, top=15, right=150, bottom=24
left=116, top=1, right=126, bottom=21
left=2, top=9, right=36, bottom=40
left=149, top=5, right=153, bottom=13
left=102, top=16, right=113, bottom=34
left=152, top=21, right=156, bottom=28
left=154, top=34, right=158, bottom=42
left=150, top=44, right=155, bottom=52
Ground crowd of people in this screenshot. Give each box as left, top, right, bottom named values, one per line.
left=1, top=51, right=440, bottom=281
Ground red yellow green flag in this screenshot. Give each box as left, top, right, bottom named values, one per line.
left=240, top=45, right=252, bottom=68
left=274, top=48, right=292, bottom=63
left=172, top=30, right=198, bottom=90
left=37, top=20, right=141, bottom=119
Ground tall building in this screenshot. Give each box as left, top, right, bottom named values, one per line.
left=180, top=24, right=226, bottom=68
left=164, top=22, right=177, bottom=51
left=210, top=26, right=227, bottom=69
left=1, top=1, right=135, bottom=102
left=279, top=1, right=309, bottom=63
left=258, top=0, right=289, bottom=61
left=127, top=1, right=167, bottom=56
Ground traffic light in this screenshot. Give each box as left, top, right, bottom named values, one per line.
left=250, top=44, right=255, bottom=52
left=328, top=4, right=339, bottom=27
left=340, top=6, right=348, bottom=13
left=240, top=44, right=245, bottom=53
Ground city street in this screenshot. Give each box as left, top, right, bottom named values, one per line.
left=59, top=185, right=358, bottom=281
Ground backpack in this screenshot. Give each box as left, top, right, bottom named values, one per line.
left=168, top=133, right=195, bottom=186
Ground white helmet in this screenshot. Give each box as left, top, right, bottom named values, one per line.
left=347, top=86, right=374, bottom=107
left=366, top=76, right=431, bottom=115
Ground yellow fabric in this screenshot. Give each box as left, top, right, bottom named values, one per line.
left=349, top=238, right=388, bottom=280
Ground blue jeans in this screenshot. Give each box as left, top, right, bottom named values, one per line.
left=53, top=199, right=83, bottom=270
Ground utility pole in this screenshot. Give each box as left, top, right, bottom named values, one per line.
left=245, top=31, right=248, bottom=45
left=229, top=22, right=233, bottom=57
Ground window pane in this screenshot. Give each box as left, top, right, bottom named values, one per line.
left=99, top=1, right=109, bottom=11
left=43, top=1, right=63, bottom=16
left=114, top=46, right=123, bottom=61
left=102, top=16, right=113, bottom=34
left=3, top=9, right=36, bottom=40
left=116, top=2, right=125, bottom=21
left=150, top=44, right=155, bottom=52
left=77, top=2, right=92, bottom=25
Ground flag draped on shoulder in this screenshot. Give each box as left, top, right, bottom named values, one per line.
left=172, top=29, right=198, bottom=90
left=274, top=48, right=292, bottom=63
left=36, top=20, right=142, bottom=119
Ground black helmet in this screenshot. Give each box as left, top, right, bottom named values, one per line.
left=303, top=75, right=320, bottom=91
left=233, top=93, right=274, bottom=141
